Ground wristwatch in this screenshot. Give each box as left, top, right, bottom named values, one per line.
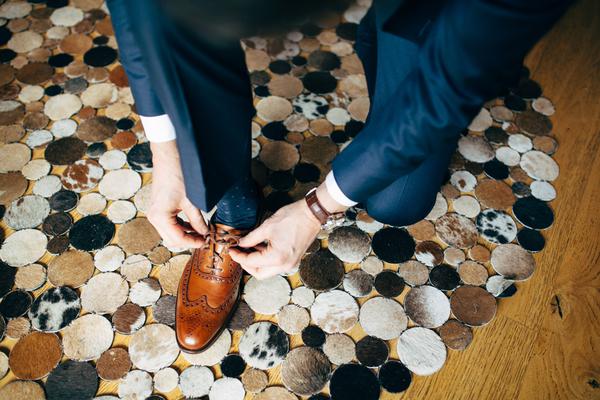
left=305, top=187, right=345, bottom=230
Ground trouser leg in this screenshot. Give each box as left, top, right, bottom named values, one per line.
left=353, top=8, right=455, bottom=226
left=356, top=7, right=378, bottom=104
left=162, top=16, right=256, bottom=211
left=364, top=141, right=455, bottom=227
left=162, top=15, right=262, bottom=226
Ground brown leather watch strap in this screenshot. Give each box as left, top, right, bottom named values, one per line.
left=305, top=188, right=330, bottom=225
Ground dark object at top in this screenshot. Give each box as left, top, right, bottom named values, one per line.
left=161, top=0, right=352, bottom=45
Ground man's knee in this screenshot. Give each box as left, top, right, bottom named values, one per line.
left=366, top=193, right=437, bottom=227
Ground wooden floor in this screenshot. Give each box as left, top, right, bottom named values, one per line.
left=400, top=1, right=600, bottom=399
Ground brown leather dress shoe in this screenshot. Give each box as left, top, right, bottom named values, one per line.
left=175, top=223, right=247, bottom=353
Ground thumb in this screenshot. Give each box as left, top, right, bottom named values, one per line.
left=239, top=223, right=270, bottom=248
left=182, top=199, right=208, bottom=236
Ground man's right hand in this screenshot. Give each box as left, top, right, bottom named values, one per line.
left=147, top=140, right=208, bottom=248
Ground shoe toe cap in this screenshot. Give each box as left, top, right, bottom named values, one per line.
left=177, top=326, right=218, bottom=352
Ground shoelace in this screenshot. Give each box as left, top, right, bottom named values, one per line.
left=201, top=225, right=242, bottom=273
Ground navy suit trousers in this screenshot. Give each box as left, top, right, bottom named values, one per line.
left=108, top=0, right=569, bottom=217
left=354, top=8, right=455, bottom=226
left=176, top=9, right=453, bottom=227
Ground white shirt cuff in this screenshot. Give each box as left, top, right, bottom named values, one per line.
left=325, top=170, right=358, bottom=207
left=139, top=114, right=177, bottom=142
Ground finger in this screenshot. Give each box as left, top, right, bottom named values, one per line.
left=241, top=263, right=280, bottom=280
left=240, top=264, right=260, bottom=276
left=231, top=242, right=267, bottom=254
left=229, top=246, right=282, bottom=269
left=175, top=219, right=195, bottom=233
left=229, top=247, right=254, bottom=265
left=238, top=223, right=271, bottom=248
left=256, top=266, right=284, bottom=280
left=166, top=230, right=205, bottom=248
left=250, top=243, right=268, bottom=253
left=181, top=199, right=208, bottom=235
left=230, top=246, right=263, bottom=266
left=161, top=216, right=205, bottom=248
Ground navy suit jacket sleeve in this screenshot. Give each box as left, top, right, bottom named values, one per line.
left=331, top=0, right=571, bottom=203
left=106, top=0, right=165, bottom=116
